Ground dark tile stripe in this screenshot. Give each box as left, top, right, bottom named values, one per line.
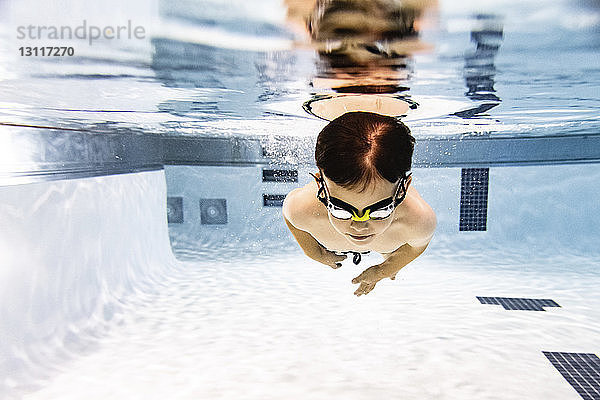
left=262, top=169, right=298, bottom=182
left=477, top=296, right=561, bottom=311
left=459, top=168, right=489, bottom=231
left=543, top=352, right=600, bottom=399
left=263, top=194, right=285, bottom=207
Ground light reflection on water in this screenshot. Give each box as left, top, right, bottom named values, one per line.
left=0, top=0, right=598, bottom=137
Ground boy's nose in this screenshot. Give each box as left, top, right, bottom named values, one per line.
left=349, top=219, right=370, bottom=231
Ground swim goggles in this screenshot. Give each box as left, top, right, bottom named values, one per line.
left=310, top=170, right=411, bottom=221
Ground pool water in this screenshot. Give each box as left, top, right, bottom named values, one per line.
left=1, top=163, right=597, bottom=399
left=1, top=0, right=599, bottom=399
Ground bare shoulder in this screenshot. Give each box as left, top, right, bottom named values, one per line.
left=399, top=186, right=437, bottom=247
left=282, top=182, right=324, bottom=231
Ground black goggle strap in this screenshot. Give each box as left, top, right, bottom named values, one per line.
left=393, top=171, right=412, bottom=207
left=309, top=172, right=329, bottom=207
left=310, top=172, right=358, bottom=216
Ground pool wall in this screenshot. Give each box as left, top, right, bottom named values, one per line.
left=0, top=170, right=178, bottom=395
left=165, top=163, right=600, bottom=263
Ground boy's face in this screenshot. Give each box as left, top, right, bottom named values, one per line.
left=321, top=173, right=412, bottom=246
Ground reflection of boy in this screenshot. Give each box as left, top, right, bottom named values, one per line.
left=283, top=112, right=436, bottom=296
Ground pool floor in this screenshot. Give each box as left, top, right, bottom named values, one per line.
left=21, top=254, right=600, bottom=400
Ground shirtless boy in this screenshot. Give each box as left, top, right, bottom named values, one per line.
left=282, top=111, right=436, bottom=296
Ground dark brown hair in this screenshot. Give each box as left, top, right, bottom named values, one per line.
left=315, top=111, right=415, bottom=192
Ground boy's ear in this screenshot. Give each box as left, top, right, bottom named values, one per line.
left=405, top=175, right=413, bottom=189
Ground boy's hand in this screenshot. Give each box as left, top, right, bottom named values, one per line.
left=320, top=249, right=347, bottom=269
left=351, top=262, right=397, bottom=296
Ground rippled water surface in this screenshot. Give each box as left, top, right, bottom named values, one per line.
left=1, top=0, right=599, bottom=137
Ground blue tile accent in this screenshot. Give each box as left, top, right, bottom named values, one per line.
left=262, top=169, right=298, bottom=182
left=166, top=197, right=184, bottom=223
left=199, top=199, right=228, bottom=225
left=263, top=194, right=285, bottom=207
left=460, top=168, right=489, bottom=231
left=477, top=296, right=560, bottom=311
left=543, top=352, right=600, bottom=399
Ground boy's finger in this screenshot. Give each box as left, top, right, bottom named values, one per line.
left=354, top=283, right=366, bottom=296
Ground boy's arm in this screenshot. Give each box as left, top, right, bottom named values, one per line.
left=373, top=241, right=430, bottom=280
left=351, top=241, right=431, bottom=296
left=283, top=217, right=346, bottom=269
left=352, top=208, right=437, bottom=296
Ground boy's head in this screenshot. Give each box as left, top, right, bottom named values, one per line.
left=315, top=111, right=415, bottom=192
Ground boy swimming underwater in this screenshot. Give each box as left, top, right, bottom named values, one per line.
left=283, top=111, right=436, bottom=296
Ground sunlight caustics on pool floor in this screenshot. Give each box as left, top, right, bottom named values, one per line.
left=19, top=253, right=600, bottom=400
